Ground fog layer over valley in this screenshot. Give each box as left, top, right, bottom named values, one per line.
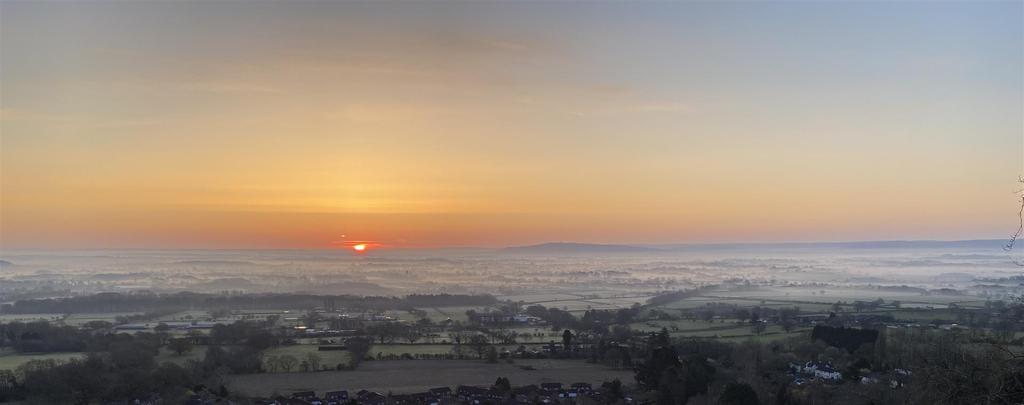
left=2, top=240, right=1018, bottom=306
left=4, top=240, right=1024, bottom=404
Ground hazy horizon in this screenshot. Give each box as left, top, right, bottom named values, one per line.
left=0, top=238, right=1015, bottom=254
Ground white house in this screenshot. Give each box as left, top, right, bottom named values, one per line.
left=791, top=361, right=842, bottom=381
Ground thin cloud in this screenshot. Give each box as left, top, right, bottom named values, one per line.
left=632, top=102, right=694, bottom=113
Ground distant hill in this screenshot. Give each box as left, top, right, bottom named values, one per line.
left=646, top=239, right=1007, bottom=251
left=499, top=239, right=1006, bottom=254
left=0, top=260, right=12, bottom=267
left=168, top=260, right=256, bottom=266
left=502, top=242, right=663, bottom=254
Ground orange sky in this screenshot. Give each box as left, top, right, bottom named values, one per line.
left=1, top=2, right=1021, bottom=249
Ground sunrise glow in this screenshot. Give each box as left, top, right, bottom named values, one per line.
left=0, top=2, right=1020, bottom=249
left=352, top=244, right=367, bottom=252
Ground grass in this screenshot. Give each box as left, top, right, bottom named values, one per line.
left=154, top=310, right=213, bottom=322
left=0, top=314, right=63, bottom=323
left=228, top=359, right=633, bottom=397
left=63, top=312, right=141, bottom=326
left=419, top=306, right=493, bottom=323
left=262, top=345, right=351, bottom=371
left=719, top=330, right=810, bottom=343
left=641, top=286, right=991, bottom=326
left=0, top=348, right=86, bottom=370
left=628, top=319, right=744, bottom=332
left=370, top=343, right=550, bottom=357
left=885, top=309, right=959, bottom=322
left=155, top=346, right=208, bottom=366
left=372, top=344, right=455, bottom=356
left=496, top=293, right=585, bottom=303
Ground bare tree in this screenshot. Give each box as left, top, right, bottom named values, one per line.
left=168, top=337, right=193, bottom=356
left=305, top=352, right=322, bottom=371
left=405, top=328, right=421, bottom=344
left=469, top=334, right=490, bottom=359
left=1007, top=177, right=1024, bottom=266
left=278, top=354, right=298, bottom=372
left=264, top=355, right=280, bottom=372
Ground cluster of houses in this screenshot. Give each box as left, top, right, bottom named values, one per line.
left=260, top=382, right=624, bottom=405
left=112, top=320, right=221, bottom=331
left=858, top=368, right=912, bottom=389
left=788, top=361, right=914, bottom=389
left=469, top=311, right=544, bottom=326
left=788, top=361, right=842, bottom=384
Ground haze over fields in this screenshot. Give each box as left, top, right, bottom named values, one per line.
left=2, top=240, right=1020, bottom=301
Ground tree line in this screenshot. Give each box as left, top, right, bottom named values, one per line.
left=1, top=292, right=498, bottom=314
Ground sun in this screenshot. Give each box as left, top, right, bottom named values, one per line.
left=352, top=244, right=367, bottom=252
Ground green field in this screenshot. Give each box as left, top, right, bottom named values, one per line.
left=63, top=312, right=142, bottom=326
left=640, top=286, right=990, bottom=326
left=701, top=287, right=973, bottom=307
left=418, top=306, right=493, bottom=323
left=0, top=314, right=63, bottom=323
left=0, top=349, right=86, bottom=370
left=719, top=329, right=810, bottom=342
left=370, top=343, right=551, bottom=358
left=262, top=345, right=351, bottom=371
left=154, top=310, right=213, bottom=322
left=154, top=346, right=208, bottom=366
left=373, top=344, right=455, bottom=356
left=497, top=293, right=585, bottom=303
left=228, top=359, right=633, bottom=397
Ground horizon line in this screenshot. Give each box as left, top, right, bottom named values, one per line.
left=0, top=237, right=1011, bottom=252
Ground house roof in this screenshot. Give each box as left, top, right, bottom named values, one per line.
left=457, top=385, right=490, bottom=395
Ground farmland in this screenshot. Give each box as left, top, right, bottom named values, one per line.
left=3, top=243, right=1024, bottom=404
left=262, top=345, right=351, bottom=370
left=228, top=359, right=634, bottom=397
left=0, top=349, right=85, bottom=371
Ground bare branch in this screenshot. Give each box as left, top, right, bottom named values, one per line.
left=1005, top=176, right=1024, bottom=266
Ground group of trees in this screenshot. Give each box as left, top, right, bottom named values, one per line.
left=635, top=340, right=717, bottom=404
left=646, top=287, right=716, bottom=307
left=524, top=305, right=580, bottom=330
left=404, top=294, right=498, bottom=307
left=811, top=325, right=880, bottom=353
left=263, top=352, right=326, bottom=372
left=1, top=292, right=499, bottom=316
left=0, top=318, right=285, bottom=403
left=10, top=334, right=203, bottom=403
left=621, top=319, right=1024, bottom=405
left=0, top=321, right=91, bottom=352
left=580, top=305, right=642, bottom=328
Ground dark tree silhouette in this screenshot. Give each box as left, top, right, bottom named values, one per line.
left=717, top=382, right=760, bottom=405
left=1006, top=176, right=1024, bottom=266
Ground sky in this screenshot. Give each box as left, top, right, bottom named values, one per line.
left=1, top=1, right=1022, bottom=249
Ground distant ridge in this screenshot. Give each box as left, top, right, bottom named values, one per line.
left=502, top=242, right=663, bottom=254
left=644, top=239, right=1006, bottom=251
left=499, top=239, right=1006, bottom=254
